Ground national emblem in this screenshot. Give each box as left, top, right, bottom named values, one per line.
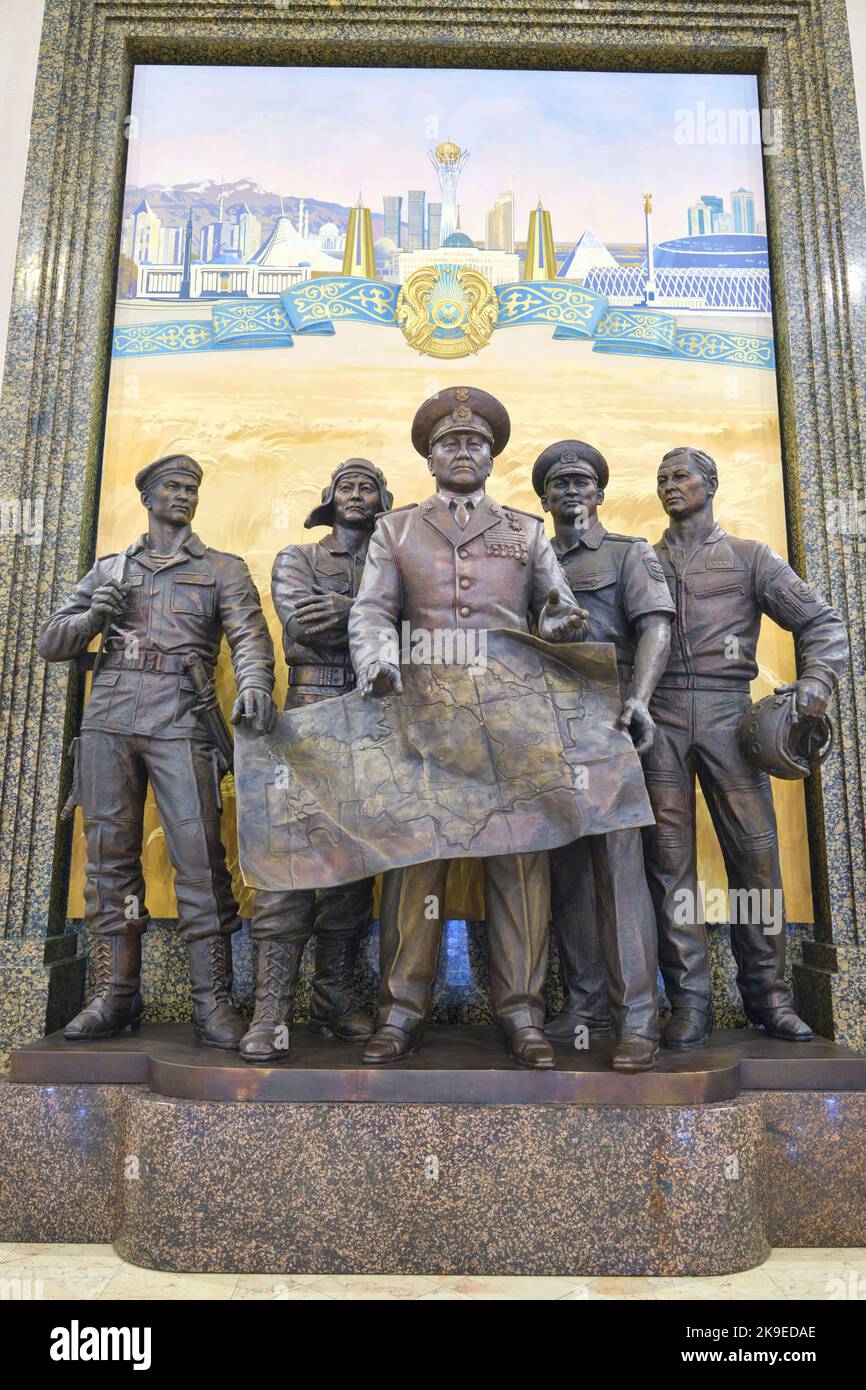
left=396, top=263, right=498, bottom=359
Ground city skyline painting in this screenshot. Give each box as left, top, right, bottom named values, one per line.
left=125, top=65, right=768, bottom=249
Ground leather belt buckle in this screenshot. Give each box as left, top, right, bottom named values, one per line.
left=142, top=651, right=160, bottom=673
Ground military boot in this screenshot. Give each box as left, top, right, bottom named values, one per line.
left=240, top=940, right=305, bottom=1064
left=187, top=935, right=246, bottom=1051
left=65, top=935, right=143, bottom=1040
left=309, top=936, right=374, bottom=1041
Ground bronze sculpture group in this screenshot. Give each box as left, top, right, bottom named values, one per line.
left=38, top=387, right=849, bottom=1074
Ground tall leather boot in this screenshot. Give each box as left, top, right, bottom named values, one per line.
left=186, top=935, right=246, bottom=1051
left=65, top=935, right=143, bottom=1040
left=309, top=936, right=374, bottom=1041
left=240, top=940, right=305, bottom=1064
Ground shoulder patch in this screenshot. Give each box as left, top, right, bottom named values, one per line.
left=643, top=554, right=666, bottom=582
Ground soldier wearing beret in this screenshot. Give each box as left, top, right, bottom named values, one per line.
left=534, top=440, right=674, bottom=1071
left=644, top=447, right=849, bottom=1048
left=348, top=387, right=589, bottom=1070
left=241, top=459, right=393, bottom=1063
left=37, top=454, right=276, bottom=1048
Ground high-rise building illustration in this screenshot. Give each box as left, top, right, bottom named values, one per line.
left=427, top=201, right=442, bottom=250
left=159, top=226, right=184, bottom=263
left=407, top=190, right=426, bottom=250
left=235, top=203, right=261, bottom=260
left=125, top=198, right=162, bottom=263
left=427, top=140, right=468, bottom=244
left=486, top=189, right=515, bottom=252
left=383, top=195, right=403, bottom=246
left=688, top=203, right=710, bottom=236
left=731, top=188, right=757, bottom=233
left=200, top=222, right=225, bottom=262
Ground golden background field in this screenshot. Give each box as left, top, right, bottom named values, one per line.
left=67, top=316, right=812, bottom=922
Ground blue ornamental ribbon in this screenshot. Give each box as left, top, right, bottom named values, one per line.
left=112, top=276, right=774, bottom=370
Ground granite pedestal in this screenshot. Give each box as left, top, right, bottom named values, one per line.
left=2, top=1026, right=864, bottom=1276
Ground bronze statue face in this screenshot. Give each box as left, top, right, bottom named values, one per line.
left=142, top=472, right=200, bottom=526
left=428, top=430, right=493, bottom=493
left=542, top=470, right=603, bottom=528
left=332, top=470, right=381, bottom=529
left=656, top=454, right=715, bottom=519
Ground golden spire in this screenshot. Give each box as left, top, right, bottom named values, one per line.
left=342, top=195, right=376, bottom=278
left=523, top=199, right=556, bottom=281
left=643, top=192, right=653, bottom=214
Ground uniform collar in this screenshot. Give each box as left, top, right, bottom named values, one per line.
left=130, top=531, right=206, bottom=558
left=659, top=522, right=727, bottom=552
left=551, top=518, right=607, bottom=556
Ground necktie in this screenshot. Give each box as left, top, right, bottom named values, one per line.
left=452, top=498, right=472, bottom=530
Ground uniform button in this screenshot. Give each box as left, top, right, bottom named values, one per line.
left=458, top=549, right=469, bottom=559
left=459, top=605, right=471, bottom=618
left=459, top=576, right=470, bottom=589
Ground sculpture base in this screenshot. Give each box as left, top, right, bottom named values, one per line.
left=2, top=1027, right=864, bottom=1275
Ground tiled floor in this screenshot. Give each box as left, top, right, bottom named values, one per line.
left=0, top=1245, right=864, bottom=1300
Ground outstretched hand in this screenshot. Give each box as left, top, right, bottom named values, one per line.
left=538, top=587, right=589, bottom=644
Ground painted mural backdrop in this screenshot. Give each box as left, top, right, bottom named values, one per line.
left=69, top=64, right=812, bottom=922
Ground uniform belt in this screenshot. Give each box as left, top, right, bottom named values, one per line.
left=287, top=663, right=354, bottom=688
left=656, top=674, right=751, bottom=692
left=103, top=649, right=206, bottom=677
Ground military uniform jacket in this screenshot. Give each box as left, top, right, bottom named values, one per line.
left=37, top=533, right=275, bottom=739
left=272, top=533, right=367, bottom=674
left=348, top=491, right=579, bottom=676
left=654, top=524, right=848, bottom=691
left=552, top=520, right=674, bottom=674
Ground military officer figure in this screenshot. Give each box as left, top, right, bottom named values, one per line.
left=643, top=446, right=849, bottom=1048
left=349, top=387, right=588, bottom=1070
left=240, top=459, right=393, bottom=1063
left=533, top=441, right=674, bottom=1072
left=37, top=454, right=276, bottom=1048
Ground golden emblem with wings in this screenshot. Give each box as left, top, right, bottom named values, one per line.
left=396, top=264, right=498, bottom=359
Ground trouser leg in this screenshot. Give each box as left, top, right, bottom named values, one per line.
left=483, top=851, right=549, bottom=1034
left=143, top=738, right=240, bottom=943
left=549, top=837, right=611, bottom=1024
left=378, top=859, right=449, bottom=1035
left=591, top=828, right=659, bottom=1039
left=695, top=692, right=790, bottom=1015
left=310, top=877, right=376, bottom=1035
left=251, top=888, right=316, bottom=944
left=78, top=731, right=150, bottom=939
left=642, top=691, right=712, bottom=1014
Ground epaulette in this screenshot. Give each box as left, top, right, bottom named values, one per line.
left=96, top=552, right=119, bottom=565
left=604, top=532, right=644, bottom=544
left=382, top=503, right=418, bottom=514
left=502, top=505, right=544, bottom=524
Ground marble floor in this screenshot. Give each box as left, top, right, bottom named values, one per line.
left=0, top=1246, right=864, bottom=1300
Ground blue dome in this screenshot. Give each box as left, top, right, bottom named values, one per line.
left=653, top=233, right=768, bottom=270
left=442, top=231, right=475, bottom=248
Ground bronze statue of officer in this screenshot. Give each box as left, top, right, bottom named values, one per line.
left=643, top=447, right=849, bottom=1048
left=348, top=387, right=588, bottom=1070
left=533, top=441, right=673, bottom=1072
left=240, top=459, right=393, bottom=1063
left=37, top=455, right=276, bottom=1049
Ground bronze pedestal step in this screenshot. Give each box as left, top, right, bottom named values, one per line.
left=10, top=1023, right=866, bottom=1104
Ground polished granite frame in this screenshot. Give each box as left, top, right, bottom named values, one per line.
left=0, top=0, right=864, bottom=1068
